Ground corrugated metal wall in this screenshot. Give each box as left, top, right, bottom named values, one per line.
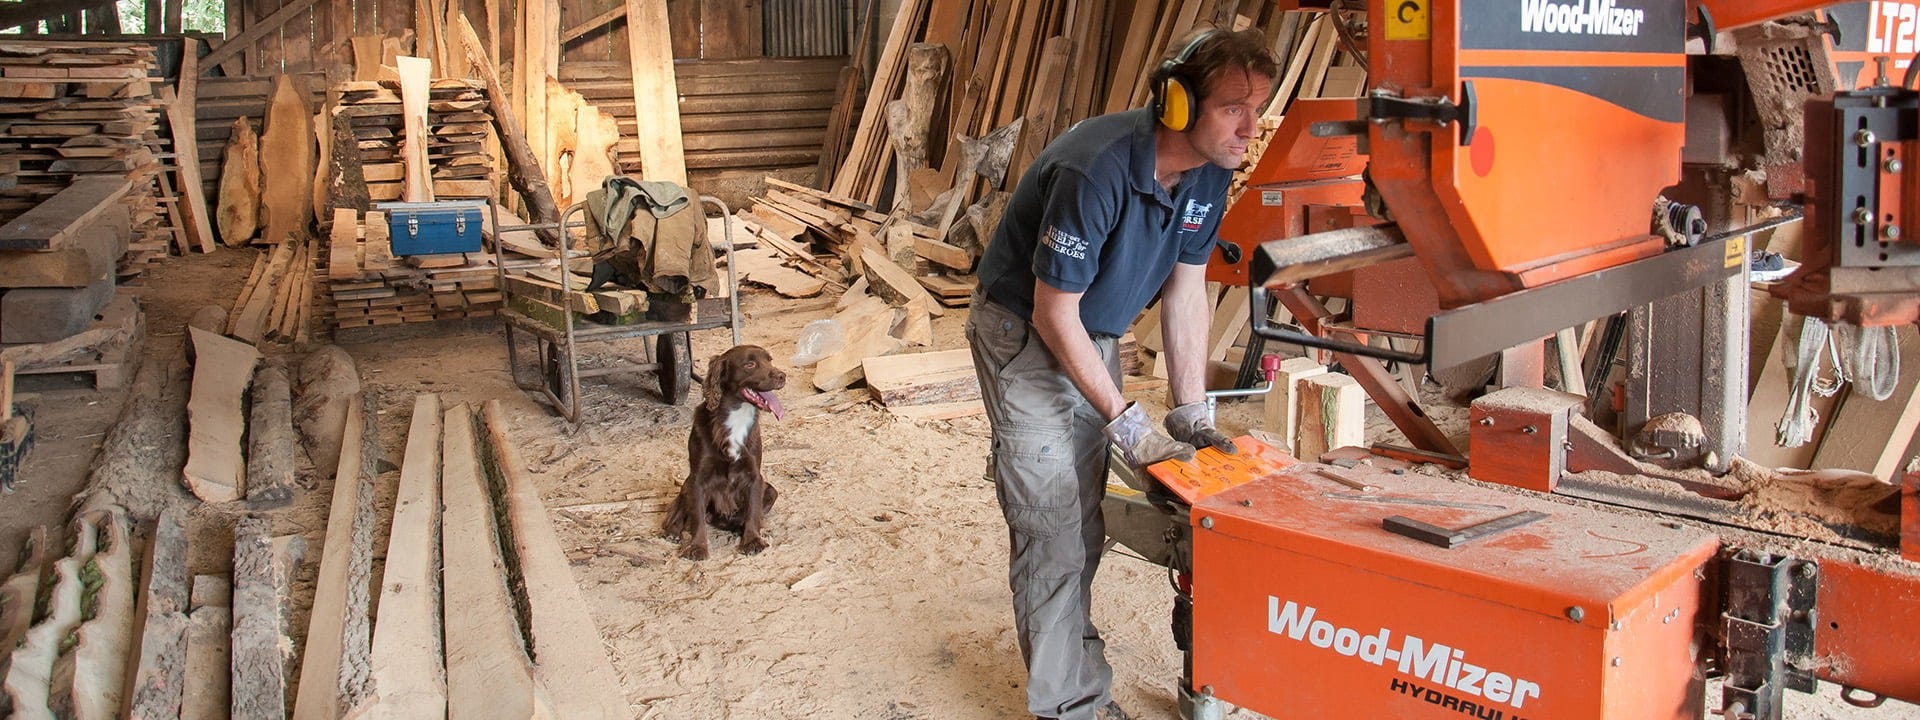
left=763, top=0, right=850, bottom=58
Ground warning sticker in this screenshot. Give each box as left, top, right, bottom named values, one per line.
left=1387, top=0, right=1431, bottom=41
left=1724, top=234, right=1747, bottom=269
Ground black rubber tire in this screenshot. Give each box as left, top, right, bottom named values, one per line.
left=658, top=332, right=691, bottom=404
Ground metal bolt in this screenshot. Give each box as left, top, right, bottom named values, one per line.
left=1610, top=620, right=1623, bottom=631
left=1478, top=417, right=1494, bottom=426
left=1521, top=425, right=1538, bottom=435
left=1856, top=128, right=1878, bottom=147
left=1885, top=225, right=1902, bottom=240
left=1201, top=516, right=1214, bottom=529
left=1854, top=207, right=1875, bottom=225
left=1566, top=606, right=1585, bottom=622
left=1239, top=499, right=1253, bottom=507
left=1887, top=158, right=1905, bottom=173
left=1611, top=657, right=1623, bottom=667
left=1391, top=468, right=1406, bottom=475
left=1797, top=563, right=1816, bottom=579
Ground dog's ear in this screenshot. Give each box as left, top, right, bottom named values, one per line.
left=702, top=351, right=732, bottom=410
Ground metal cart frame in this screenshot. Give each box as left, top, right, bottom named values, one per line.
left=493, top=196, right=742, bottom=423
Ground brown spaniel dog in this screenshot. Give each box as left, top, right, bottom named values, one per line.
left=662, top=344, right=786, bottom=560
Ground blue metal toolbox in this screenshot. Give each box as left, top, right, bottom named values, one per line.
left=376, top=200, right=486, bottom=256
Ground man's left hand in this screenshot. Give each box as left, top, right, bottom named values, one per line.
left=1164, top=402, right=1238, bottom=454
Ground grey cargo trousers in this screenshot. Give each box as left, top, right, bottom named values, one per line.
left=965, top=296, right=1121, bottom=720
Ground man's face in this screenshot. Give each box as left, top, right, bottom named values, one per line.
left=1184, top=68, right=1272, bottom=170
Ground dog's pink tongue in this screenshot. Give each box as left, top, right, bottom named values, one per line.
left=742, top=388, right=785, bottom=420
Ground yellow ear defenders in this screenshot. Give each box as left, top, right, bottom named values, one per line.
left=1152, top=30, right=1220, bottom=132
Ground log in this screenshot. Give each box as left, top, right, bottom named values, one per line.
left=326, top=109, right=370, bottom=215
left=182, top=327, right=261, bottom=503
left=450, top=13, right=561, bottom=245
left=858, top=246, right=944, bottom=316
left=229, top=517, right=296, bottom=720
left=75, top=353, right=193, bottom=523
left=1262, top=357, right=1328, bottom=456
left=47, top=510, right=134, bottom=720
left=1296, top=372, right=1364, bottom=462
left=360, top=394, right=447, bottom=718
left=441, top=402, right=553, bottom=719
left=180, top=576, right=231, bottom=720
left=218, top=117, right=262, bottom=246
left=812, top=297, right=904, bottom=391
left=122, top=509, right=189, bottom=720
left=293, top=345, right=360, bottom=484
left=480, top=400, right=628, bottom=719
left=246, top=362, right=297, bottom=508
left=886, top=43, right=947, bottom=212
left=3, top=517, right=98, bottom=718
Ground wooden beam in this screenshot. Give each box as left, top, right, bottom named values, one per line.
left=199, top=0, right=324, bottom=71
left=561, top=5, right=624, bottom=43
left=122, top=510, right=188, bottom=720
left=1262, top=357, right=1327, bottom=456
left=161, top=83, right=215, bottom=253
left=1296, top=372, right=1363, bottom=462
left=624, top=0, right=687, bottom=184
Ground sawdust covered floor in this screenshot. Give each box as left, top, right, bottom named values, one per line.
left=0, top=248, right=1897, bottom=719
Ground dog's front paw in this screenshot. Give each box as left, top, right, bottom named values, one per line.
left=738, top=537, right=769, bottom=555
left=677, top=542, right=710, bottom=561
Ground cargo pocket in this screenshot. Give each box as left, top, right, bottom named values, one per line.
left=991, top=424, right=1085, bottom=579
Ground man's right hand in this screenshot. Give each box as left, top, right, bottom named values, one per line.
left=1104, top=402, right=1197, bottom=468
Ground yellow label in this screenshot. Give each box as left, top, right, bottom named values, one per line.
left=1724, top=235, right=1747, bottom=269
left=1386, top=0, right=1431, bottom=41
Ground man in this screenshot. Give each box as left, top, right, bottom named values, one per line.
left=965, top=29, right=1278, bottom=720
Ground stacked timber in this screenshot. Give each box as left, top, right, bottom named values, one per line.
left=0, top=42, right=162, bottom=361
left=320, top=208, right=503, bottom=330
left=333, top=78, right=497, bottom=203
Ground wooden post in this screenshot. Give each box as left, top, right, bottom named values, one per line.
left=397, top=56, right=435, bottom=202
left=624, top=0, right=688, bottom=184
left=451, top=13, right=561, bottom=244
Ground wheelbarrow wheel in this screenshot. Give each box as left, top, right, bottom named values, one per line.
left=658, top=332, right=690, bottom=404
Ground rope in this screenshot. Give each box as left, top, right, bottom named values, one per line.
left=1851, top=325, right=1901, bottom=401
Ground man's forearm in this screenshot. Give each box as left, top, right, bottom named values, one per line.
left=1031, top=294, right=1128, bottom=421
left=1159, top=274, right=1210, bottom=408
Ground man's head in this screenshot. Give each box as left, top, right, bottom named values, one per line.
left=1152, top=29, right=1278, bottom=170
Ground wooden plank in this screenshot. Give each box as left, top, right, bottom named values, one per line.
left=480, top=401, right=629, bottom=719
left=4, top=517, right=98, bottom=717
left=161, top=86, right=216, bottom=253
left=47, top=510, right=133, bottom=720
left=624, top=0, right=688, bottom=184
left=1296, top=372, right=1363, bottom=462
left=0, top=175, right=131, bottom=251
left=291, top=392, right=374, bottom=720
left=229, top=518, right=294, bottom=720
left=1205, top=287, right=1251, bottom=362
left=364, top=394, right=447, bottom=718
left=561, top=5, right=624, bottom=43
left=397, top=55, right=435, bottom=202
left=122, top=509, right=187, bottom=720
left=440, top=402, right=552, bottom=719
left=833, top=0, right=928, bottom=196
left=859, top=246, right=944, bottom=317
left=862, top=349, right=978, bottom=407
left=217, top=116, right=261, bottom=246
left=0, top=526, right=48, bottom=689
left=182, top=327, right=261, bottom=504
left=260, top=74, right=315, bottom=245
left=179, top=576, right=231, bottom=720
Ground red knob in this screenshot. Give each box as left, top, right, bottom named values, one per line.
left=1260, top=354, right=1282, bottom=381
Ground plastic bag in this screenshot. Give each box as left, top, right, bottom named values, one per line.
left=790, top=319, right=844, bottom=366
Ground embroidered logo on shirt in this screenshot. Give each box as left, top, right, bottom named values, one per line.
left=1044, top=225, right=1089, bottom=260
left=1182, top=200, right=1213, bottom=232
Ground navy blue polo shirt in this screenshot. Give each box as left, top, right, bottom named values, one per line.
left=976, top=107, right=1230, bottom=338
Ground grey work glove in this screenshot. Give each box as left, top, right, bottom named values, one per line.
left=1105, top=402, right=1196, bottom=469
left=1165, top=401, right=1239, bottom=455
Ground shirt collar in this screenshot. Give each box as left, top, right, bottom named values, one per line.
left=1127, top=108, right=1163, bottom=199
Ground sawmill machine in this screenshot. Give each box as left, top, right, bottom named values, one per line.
left=1100, top=2, right=1920, bottom=719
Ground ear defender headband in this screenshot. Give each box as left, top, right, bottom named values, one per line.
left=1153, top=30, right=1220, bottom=132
